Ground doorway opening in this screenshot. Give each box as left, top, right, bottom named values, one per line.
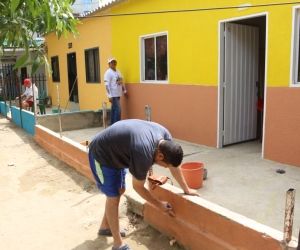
left=218, top=14, right=267, bottom=150
left=67, top=52, right=79, bottom=111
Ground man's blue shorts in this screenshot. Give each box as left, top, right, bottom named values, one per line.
left=88, top=150, right=127, bottom=197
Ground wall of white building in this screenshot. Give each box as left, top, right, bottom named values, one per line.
left=71, top=0, right=99, bottom=15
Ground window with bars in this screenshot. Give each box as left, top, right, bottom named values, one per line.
left=141, top=33, right=168, bottom=82
left=85, top=47, right=100, bottom=83
left=51, top=56, right=60, bottom=82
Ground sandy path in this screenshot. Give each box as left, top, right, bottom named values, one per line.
left=0, top=115, right=183, bottom=250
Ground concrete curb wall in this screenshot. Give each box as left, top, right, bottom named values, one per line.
left=34, top=125, right=94, bottom=182
left=11, top=106, right=36, bottom=135
left=4, top=104, right=110, bottom=136
left=0, top=101, right=9, bottom=115
left=144, top=184, right=298, bottom=250
left=37, top=110, right=108, bottom=132
left=33, top=124, right=298, bottom=250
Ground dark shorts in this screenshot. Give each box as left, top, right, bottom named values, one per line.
left=88, top=150, right=127, bottom=197
left=26, top=100, right=34, bottom=107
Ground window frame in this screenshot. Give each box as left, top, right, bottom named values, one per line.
left=291, top=6, right=300, bottom=87
left=84, top=47, right=100, bottom=83
left=140, top=31, right=169, bottom=84
left=51, top=56, right=60, bottom=82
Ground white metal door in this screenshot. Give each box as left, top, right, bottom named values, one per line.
left=223, top=23, right=259, bottom=145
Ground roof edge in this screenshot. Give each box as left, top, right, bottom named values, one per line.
left=80, top=0, right=128, bottom=18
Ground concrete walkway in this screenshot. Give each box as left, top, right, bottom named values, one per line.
left=62, top=127, right=300, bottom=239
left=155, top=139, right=300, bottom=238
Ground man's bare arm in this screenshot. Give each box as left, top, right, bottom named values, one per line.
left=132, top=177, right=172, bottom=213
left=169, top=166, right=200, bottom=196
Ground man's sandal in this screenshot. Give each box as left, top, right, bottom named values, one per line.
left=98, top=228, right=126, bottom=237
left=112, top=244, right=132, bottom=250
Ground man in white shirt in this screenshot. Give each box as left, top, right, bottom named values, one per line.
left=15, top=78, right=38, bottom=109
left=104, top=57, right=128, bottom=125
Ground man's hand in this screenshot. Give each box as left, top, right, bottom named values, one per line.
left=184, top=188, right=200, bottom=197
left=109, top=97, right=113, bottom=103
left=157, top=201, right=170, bottom=213
left=132, top=177, right=177, bottom=218
left=169, top=166, right=201, bottom=197
left=124, top=93, right=128, bottom=99
left=158, top=201, right=175, bottom=217
left=132, top=178, right=175, bottom=217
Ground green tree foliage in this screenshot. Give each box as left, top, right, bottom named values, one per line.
left=0, top=0, right=81, bottom=75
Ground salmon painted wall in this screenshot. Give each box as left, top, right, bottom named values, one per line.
left=264, top=88, right=300, bottom=166
left=121, top=84, right=218, bottom=147
left=45, top=9, right=112, bottom=111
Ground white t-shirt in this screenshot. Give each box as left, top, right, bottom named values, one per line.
left=24, top=85, right=39, bottom=103
left=104, top=68, right=127, bottom=98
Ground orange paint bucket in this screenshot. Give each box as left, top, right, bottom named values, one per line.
left=181, top=162, right=204, bottom=189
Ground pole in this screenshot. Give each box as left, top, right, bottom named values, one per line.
left=32, top=82, right=38, bottom=125
left=56, top=85, right=62, bottom=138
left=64, top=76, right=77, bottom=112
left=16, top=76, right=23, bottom=128
left=296, top=228, right=300, bottom=250
left=7, top=73, right=12, bottom=109
left=145, top=105, right=151, bottom=122
left=283, top=188, right=295, bottom=245
left=102, top=102, right=107, bottom=129
left=145, top=105, right=153, bottom=176
left=3, top=79, right=7, bottom=119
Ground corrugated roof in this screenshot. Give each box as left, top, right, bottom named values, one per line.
left=3, top=38, right=45, bottom=46
left=81, top=0, right=127, bottom=17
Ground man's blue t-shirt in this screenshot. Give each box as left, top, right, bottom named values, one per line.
left=89, top=119, right=172, bottom=180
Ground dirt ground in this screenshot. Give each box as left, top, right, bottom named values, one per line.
left=0, top=115, right=184, bottom=250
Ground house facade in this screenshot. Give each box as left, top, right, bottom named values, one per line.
left=1, top=36, right=47, bottom=99
left=45, top=0, right=300, bottom=167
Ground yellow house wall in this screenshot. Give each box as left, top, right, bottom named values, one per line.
left=110, top=0, right=295, bottom=87
left=45, top=10, right=112, bottom=110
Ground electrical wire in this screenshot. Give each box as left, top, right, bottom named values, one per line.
left=78, top=1, right=300, bottom=19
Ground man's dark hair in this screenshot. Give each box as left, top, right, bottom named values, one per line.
left=159, top=140, right=183, bottom=167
